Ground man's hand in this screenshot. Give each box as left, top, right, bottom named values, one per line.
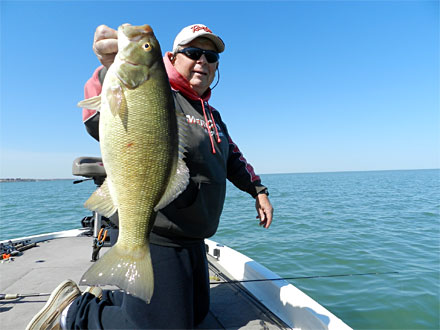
left=255, top=194, right=273, bottom=229
left=93, top=25, right=118, bottom=68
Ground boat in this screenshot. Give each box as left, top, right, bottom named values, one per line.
left=0, top=158, right=352, bottom=329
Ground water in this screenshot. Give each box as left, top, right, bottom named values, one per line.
left=1, top=170, right=439, bottom=329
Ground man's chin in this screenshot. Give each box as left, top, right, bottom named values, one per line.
left=190, top=80, right=208, bottom=93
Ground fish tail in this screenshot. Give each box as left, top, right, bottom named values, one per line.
left=80, top=243, right=154, bottom=303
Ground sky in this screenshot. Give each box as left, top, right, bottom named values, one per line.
left=0, top=0, right=438, bottom=179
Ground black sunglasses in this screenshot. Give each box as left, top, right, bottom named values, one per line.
left=176, top=47, right=220, bottom=63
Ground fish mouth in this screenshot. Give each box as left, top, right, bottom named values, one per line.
left=122, top=24, right=154, bottom=39
left=120, top=58, right=140, bottom=67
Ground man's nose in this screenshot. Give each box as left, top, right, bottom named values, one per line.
left=197, top=54, right=208, bottom=64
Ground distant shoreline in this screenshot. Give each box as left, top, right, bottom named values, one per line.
left=1, top=168, right=438, bottom=182
left=0, top=178, right=72, bottom=183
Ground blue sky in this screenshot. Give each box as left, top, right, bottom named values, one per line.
left=1, top=0, right=438, bottom=178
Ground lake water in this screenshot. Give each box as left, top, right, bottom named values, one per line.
left=1, top=169, right=439, bottom=329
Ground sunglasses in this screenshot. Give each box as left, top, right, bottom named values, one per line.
left=176, top=47, right=220, bottom=63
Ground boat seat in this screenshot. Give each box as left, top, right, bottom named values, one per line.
left=72, top=157, right=106, bottom=178
left=72, top=157, right=116, bottom=240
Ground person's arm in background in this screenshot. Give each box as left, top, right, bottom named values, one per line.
left=82, top=25, right=118, bottom=141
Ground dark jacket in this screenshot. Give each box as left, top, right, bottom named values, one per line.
left=82, top=53, right=267, bottom=246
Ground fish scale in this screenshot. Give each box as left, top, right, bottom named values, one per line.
left=104, top=80, right=175, bottom=241
left=77, top=24, right=189, bottom=303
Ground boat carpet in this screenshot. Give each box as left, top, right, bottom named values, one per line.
left=0, top=235, right=288, bottom=329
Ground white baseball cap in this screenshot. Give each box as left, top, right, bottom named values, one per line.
left=172, top=24, right=225, bottom=53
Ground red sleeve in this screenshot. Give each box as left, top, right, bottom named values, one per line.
left=82, top=66, right=104, bottom=123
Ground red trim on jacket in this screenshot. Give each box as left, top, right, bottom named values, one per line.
left=228, top=136, right=261, bottom=182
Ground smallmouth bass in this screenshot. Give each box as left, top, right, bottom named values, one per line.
left=77, top=24, right=189, bottom=303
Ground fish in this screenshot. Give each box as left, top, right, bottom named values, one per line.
left=77, top=24, right=189, bottom=303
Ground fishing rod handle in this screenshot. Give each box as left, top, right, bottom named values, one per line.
left=0, top=294, right=19, bottom=300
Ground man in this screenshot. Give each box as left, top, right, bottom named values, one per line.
left=27, top=23, right=273, bottom=329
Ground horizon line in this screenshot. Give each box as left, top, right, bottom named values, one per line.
left=1, top=168, right=438, bottom=181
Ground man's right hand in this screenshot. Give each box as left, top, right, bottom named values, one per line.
left=93, top=25, right=118, bottom=68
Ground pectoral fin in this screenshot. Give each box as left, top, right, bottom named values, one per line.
left=106, top=83, right=125, bottom=116
left=77, top=81, right=125, bottom=117
left=77, top=96, right=102, bottom=111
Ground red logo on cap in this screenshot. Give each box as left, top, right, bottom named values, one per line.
left=191, top=25, right=213, bottom=34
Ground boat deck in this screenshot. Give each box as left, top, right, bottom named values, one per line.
left=0, top=234, right=289, bottom=329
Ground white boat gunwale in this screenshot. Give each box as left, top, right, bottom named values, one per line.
left=204, top=239, right=351, bottom=330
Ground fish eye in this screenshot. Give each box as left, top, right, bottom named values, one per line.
left=143, top=43, right=151, bottom=52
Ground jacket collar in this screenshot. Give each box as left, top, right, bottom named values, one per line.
left=163, top=52, right=211, bottom=102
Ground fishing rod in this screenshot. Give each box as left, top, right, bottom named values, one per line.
left=0, top=293, right=50, bottom=300
left=210, top=271, right=399, bottom=284
left=0, top=272, right=400, bottom=301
